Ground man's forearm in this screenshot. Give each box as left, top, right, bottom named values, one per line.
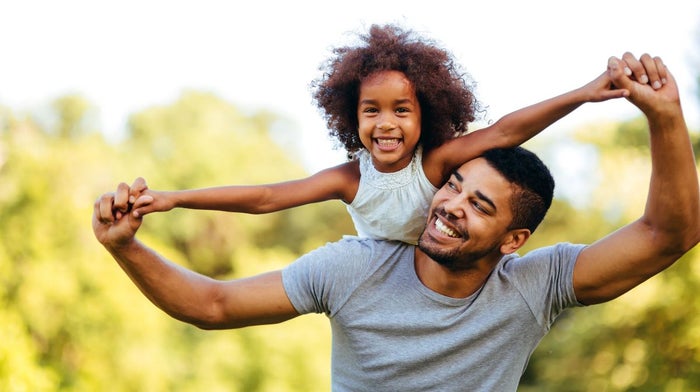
left=644, top=104, right=700, bottom=253
left=106, top=239, right=223, bottom=326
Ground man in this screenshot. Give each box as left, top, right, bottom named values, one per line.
left=93, top=53, right=699, bottom=391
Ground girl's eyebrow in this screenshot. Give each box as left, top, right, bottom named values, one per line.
left=394, top=98, right=414, bottom=105
left=358, top=98, right=415, bottom=105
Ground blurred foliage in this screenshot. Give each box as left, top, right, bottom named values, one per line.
left=1, top=87, right=699, bottom=391
left=0, top=92, right=352, bottom=391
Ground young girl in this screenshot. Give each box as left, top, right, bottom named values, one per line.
left=126, top=24, right=628, bottom=244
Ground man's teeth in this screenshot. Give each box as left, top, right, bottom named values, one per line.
left=435, top=218, right=459, bottom=238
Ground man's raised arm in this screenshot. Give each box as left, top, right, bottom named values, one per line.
left=573, top=53, right=700, bottom=305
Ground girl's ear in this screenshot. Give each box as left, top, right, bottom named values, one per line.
left=500, top=229, right=531, bottom=255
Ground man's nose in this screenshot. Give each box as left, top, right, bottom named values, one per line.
left=443, top=195, right=466, bottom=219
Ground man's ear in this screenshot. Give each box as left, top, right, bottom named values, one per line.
left=500, top=229, right=531, bottom=255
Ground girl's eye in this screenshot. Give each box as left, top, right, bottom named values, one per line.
left=363, top=107, right=378, bottom=113
left=396, top=107, right=409, bottom=113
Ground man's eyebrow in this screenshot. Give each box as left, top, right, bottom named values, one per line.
left=475, top=190, right=497, bottom=211
left=450, top=170, right=497, bottom=211
left=452, top=170, right=498, bottom=211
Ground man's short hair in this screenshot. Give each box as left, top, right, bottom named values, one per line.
left=482, top=147, right=555, bottom=233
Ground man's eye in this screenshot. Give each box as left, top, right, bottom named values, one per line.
left=472, top=201, right=489, bottom=214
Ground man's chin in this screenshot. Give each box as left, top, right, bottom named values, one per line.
left=417, top=237, right=460, bottom=267
left=418, top=235, right=501, bottom=272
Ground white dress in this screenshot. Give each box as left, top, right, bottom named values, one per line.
left=346, top=148, right=438, bottom=244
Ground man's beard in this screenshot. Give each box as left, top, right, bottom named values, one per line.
left=417, top=230, right=501, bottom=272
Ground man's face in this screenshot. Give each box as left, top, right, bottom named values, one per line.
left=418, top=158, right=517, bottom=270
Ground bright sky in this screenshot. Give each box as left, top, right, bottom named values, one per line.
left=2, top=0, right=700, bottom=172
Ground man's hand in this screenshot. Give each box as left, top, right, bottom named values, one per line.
left=92, top=179, right=151, bottom=250
left=607, top=52, right=679, bottom=117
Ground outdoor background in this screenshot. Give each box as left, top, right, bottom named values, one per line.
left=2, top=1, right=700, bottom=391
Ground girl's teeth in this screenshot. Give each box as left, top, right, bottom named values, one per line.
left=377, top=139, right=399, bottom=146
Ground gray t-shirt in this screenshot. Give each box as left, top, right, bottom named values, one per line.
left=282, top=238, right=584, bottom=391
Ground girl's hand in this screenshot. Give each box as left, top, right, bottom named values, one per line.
left=579, top=71, right=630, bottom=103
left=125, top=177, right=175, bottom=218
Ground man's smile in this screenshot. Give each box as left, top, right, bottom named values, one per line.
left=435, top=217, right=460, bottom=238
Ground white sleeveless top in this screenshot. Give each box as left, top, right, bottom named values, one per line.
left=346, top=148, right=439, bottom=244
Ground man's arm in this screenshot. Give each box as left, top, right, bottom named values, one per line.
left=573, top=53, right=700, bottom=305
left=93, top=186, right=300, bottom=329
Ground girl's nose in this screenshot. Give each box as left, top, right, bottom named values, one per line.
left=376, top=115, right=396, bottom=131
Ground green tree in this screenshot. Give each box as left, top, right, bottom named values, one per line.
left=52, top=94, right=95, bottom=140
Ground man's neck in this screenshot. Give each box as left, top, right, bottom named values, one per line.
left=413, top=248, right=500, bottom=298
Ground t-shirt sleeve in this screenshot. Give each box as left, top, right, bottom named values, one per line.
left=506, top=242, right=586, bottom=329
left=281, top=238, right=373, bottom=316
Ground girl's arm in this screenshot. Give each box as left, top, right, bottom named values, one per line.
left=424, top=71, right=630, bottom=184
left=129, top=161, right=360, bottom=217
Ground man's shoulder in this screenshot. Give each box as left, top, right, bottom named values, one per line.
left=335, top=236, right=413, bottom=249
left=500, top=243, right=587, bottom=270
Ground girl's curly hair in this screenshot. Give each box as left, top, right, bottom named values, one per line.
left=312, top=24, right=479, bottom=155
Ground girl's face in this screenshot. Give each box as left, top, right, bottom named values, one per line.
left=357, top=70, right=421, bottom=173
